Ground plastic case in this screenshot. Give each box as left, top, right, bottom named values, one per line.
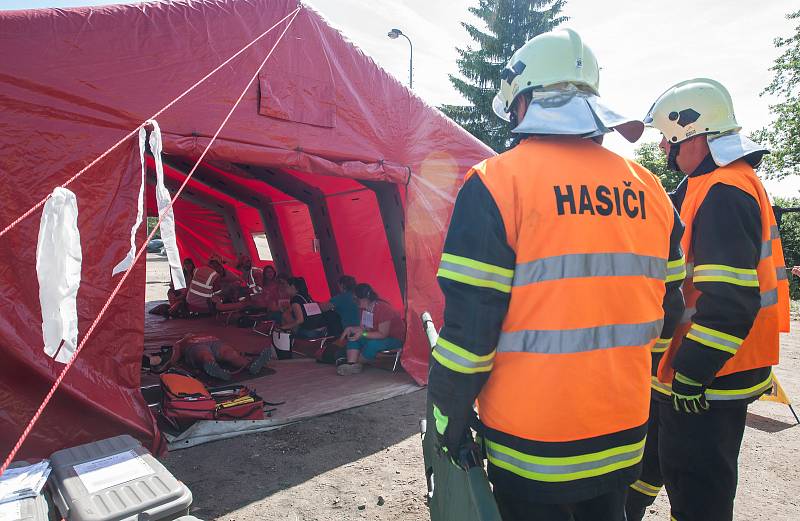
left=48, top=435, right=192, bottom=521
left=5, top=461, right=51, bottom=521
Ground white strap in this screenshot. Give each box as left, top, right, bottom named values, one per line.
left=111, top=128, right=146, bottom=277
left=111, top=120, right=185, bottom=290
left=149, top=120, right=185, bottom=289
left=37, top=188, right=82, bottom=364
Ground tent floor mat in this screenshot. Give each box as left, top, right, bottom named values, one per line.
left=163, top=358, right=420, bottom=450
left=144, top=300, right=271, bottom=356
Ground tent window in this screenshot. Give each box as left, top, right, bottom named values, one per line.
left=252, top=233, right=273, bottom=261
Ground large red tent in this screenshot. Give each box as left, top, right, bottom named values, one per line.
left=0, top=0, right=492, bottom=458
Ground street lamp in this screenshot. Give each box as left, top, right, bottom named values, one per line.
left=387, top=28, right=413, bottom=89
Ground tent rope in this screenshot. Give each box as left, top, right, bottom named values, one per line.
left=0, top=6, right=302, bottom=477
left=0, top=6, right=301, bottom=241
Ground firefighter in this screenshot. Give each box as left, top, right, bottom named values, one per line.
left=626, top=79, right=790, bottom=521
left=186, top=254, right=224, bottom=314
left=427, top=28, right=686, bottom=520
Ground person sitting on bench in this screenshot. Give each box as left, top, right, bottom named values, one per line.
left=337, top=283, right=405, bottom=375
left=320, top=275, right=360, bottom=329
left=148, top=333, right=270, bottom=382
left=280, top=277, right=343, bottom=338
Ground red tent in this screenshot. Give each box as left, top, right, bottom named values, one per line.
left=0, top=0, right=491, bottom=458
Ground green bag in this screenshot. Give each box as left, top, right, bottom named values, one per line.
left=421, top=396, right=502, bottom=521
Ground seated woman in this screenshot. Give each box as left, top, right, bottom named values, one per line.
left=320, top=275, right=360, bottom=329
left=337, top=283, right=405, bottom=375
left=147, top=333, right=270, bottom=382
left=280, top=277, right=333, bottom=339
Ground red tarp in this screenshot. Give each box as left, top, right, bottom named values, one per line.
left=0, top=0, right=492, bottom=458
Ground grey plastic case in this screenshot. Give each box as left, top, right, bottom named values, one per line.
left=48, top=435, right=191, bottom=521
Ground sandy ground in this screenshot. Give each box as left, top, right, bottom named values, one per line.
left=146, top=254, right=800, bottom=520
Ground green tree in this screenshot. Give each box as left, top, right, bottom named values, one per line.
left=440, top=0, right=567, bottom=152
left=754, top=9, right=800, bottom=178
left=147, top=217, right=161, bottom=239
left=633, top=142, right=684, bottom=192
left=774, top=197, right=800, bottom=300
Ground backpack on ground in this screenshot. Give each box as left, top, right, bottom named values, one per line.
left=160, top=371, right=266, bottom=430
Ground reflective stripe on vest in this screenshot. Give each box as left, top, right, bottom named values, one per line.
left=485, top=437, right=646, bottom=483
left=437, top=253, right=514, bottom=293
left=512, top=253, right=668, bottom=286
left=497, top=320, right=663, bottom=355
left=188, top=269, right=219, bottom=298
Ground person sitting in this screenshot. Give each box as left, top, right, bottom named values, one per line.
left=248, top=265, right=285, bottom=321
left=237, top=254, right=263, bottom=297
left=147, top=333, right=270, bottom=381
left=278, top=277, right=343, bottom=337
left=186, top=254, right=225, bottom=314
left=211, top=255, right=246, bottom=303
left=165, top=258, right=195, bottom=317
left=320, top=275, right=360, bottom=329
left=337, top=283, right=405, bottom=375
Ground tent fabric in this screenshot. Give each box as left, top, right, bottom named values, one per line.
left=0, top=0, right=492, bottom=458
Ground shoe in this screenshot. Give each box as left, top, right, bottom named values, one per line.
left=248, top=349, right=272, bottom=375
left=203, top=362, right=232, bottom=381
left=337, top=363, right=363, bottom=376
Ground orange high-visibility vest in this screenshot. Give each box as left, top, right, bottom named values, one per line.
left=186, top=266, right=220, bottom=310
left=658, top=160, right=789, bottom=384
left=471, top=138, right=675, bottom=479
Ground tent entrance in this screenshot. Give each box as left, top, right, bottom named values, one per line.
left=147, top=156, right=405, bottom=306
left=142, top=155, right=414, bottom=449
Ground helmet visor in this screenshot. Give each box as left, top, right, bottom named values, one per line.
left=492, top=93, right=511, bottom=122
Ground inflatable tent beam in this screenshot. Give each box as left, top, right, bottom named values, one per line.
left=359, top=180, right=406, bottom=300
left=162, top=157, right=292, bottom=274
left=227, top=162, right=345, bottom=296
left=147, top=173, right=249, bottom=260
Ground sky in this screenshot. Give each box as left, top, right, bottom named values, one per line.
left=2, top=0, right=799, bottom=196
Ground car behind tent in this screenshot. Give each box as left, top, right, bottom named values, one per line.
left=0, top=0, right=492, bottom=458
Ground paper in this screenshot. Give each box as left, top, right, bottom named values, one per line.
left=362, top=310, right=374, bottom=329
left=0, top=501, right=21, bottom=521
left=0, top=460, right=51, bottom=505
left=303, top=302, right=322, bottom=316
left=73, top=450, right=154, bottom=494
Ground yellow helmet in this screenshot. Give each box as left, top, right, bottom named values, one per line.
left=644, top=78, right=741, bottom=144
left=493, top=28, right=600, bottom=121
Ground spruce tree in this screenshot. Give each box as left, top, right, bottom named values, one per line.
left=441, top=0, right=567, bottom=152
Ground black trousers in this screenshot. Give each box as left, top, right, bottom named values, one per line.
left=494, top=487, right=627, bottom=521
left=625, top=401, right=663, bottom=521
left=659, top=401, right=747, bottom=521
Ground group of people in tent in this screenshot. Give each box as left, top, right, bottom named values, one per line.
left=152, top=253, right=405, bottom=378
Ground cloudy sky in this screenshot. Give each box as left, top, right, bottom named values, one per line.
left=3, top=0, right=798, bottom=195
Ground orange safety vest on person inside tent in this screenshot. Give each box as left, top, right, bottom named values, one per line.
left=658, top=160, right=790, bottom=385
left=186, top=266, right=220, bottom=311
left=470, top=138, right=677, bottom=485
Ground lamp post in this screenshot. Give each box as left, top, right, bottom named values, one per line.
left=387, top=28, right=413, bottom=89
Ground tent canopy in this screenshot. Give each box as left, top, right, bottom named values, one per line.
left=0, top=0, right=492, bottom=458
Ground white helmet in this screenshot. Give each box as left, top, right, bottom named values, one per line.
left=492, top=28, right=600, bottom=121
left=644, top=78, right=741, bottom=144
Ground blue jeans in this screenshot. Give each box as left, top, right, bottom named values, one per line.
left=347, top=337, right=402, bottom=360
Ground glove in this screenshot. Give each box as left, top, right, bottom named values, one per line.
left=432, top=404, right=472, bottom=467
left=672, top=372, right=710, bottom=414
